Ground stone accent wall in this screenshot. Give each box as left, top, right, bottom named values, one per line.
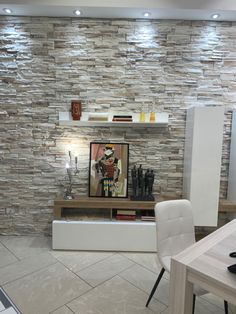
left=0, top=16, right=235, bottom=234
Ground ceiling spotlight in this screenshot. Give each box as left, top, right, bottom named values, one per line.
left=3, top=8, right=12, bottom=14
left=211, top=13, right=220, bottom=19
left=73, top=9, right=81, bottom=16
left=143, top=12, right=151, bottom=18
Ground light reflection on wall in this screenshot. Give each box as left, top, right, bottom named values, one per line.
left=135, top=23, right=159, bottom=48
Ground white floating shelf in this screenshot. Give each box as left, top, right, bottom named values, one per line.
left=59, top=112, right=169, bottom=128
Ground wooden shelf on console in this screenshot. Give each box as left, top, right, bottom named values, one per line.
left=59, top=112, right=169, bottom=128
left=219, top=199, right=236, bottom=213
left=54, top=196, right=157, bottom=219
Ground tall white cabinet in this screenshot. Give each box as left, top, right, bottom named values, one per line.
left=183, top=106, right=224, bottom=226
left=227, top=111, right=236, bottom=202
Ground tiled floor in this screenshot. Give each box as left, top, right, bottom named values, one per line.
left=0, top=236, right=232, bottom=314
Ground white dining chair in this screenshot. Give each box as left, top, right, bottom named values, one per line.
left=145, top=199, right=228, bottom=314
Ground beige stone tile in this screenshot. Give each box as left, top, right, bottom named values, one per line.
left=201, top=293, right=224, bottom=309
left=195, top=297, right=225, bottom=314
left=67, top=276, right=167, bottom=314
left=0, top=252, right=57, bottom=285
left=121, top=252, right=160, bottom=273
left=120, top=264, right=169, bottom=306
left=77, top=253, right=134, bottom=287
left=0, top=236, right=51, bottom=259
left=51, top=305, right=74, bottom=314
left=161, top=295, right=225, bottom=314
left=121, top=252, right=170, bottom=280
left=3, top=262, right=91, bottom=314
left=51, top=250, right=114, bottom=272
left=0, top=243, right=18, bottom=268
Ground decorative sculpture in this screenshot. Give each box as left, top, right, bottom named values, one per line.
left=71, top=101, right=82, bottom=120
left=131, top=164, right=155, bottom=201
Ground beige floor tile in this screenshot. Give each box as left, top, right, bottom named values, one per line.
left=51, top=305, right=74, bottom=314
left=160, top=298, right=225, bottom=314
left=162, top=295, right=225, bottom=314
left=3, top=262, right=91, bottom=314
left=121, top=253, right=170, bottom=280
left=67, top=275, right=167, bottom=314
left=77, top=253, right=134, bottom=287
left=120, top=264, right=169, bottom=306
left=201, top=293, right=225, bottom=309
left=0, top=252, right=57, bottom=285
left=51, top=250, right=114, bottom=272
left=195, top=297, right=225, bottom=313
left=121, top=252, right=161, bottom=273
left=0, top=236, right=228, bottom=314
left=160, top=308, right=168, bottom=314
left=0, top=236, right=51, bottom=259
left=0, top=243, right=18, bottom=268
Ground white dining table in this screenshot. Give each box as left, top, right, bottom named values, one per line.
left=169, top=219, right=236, bottom=314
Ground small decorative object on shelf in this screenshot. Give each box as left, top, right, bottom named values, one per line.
left=131, top=164, right=155, bottom=201
left=115, top=209, right=136, bottom=221
left=150, top=111, right=156, bottom=122
left=149, top=103, right=156, bottom=122
left=64, top=150, right=79, bottom=199
left=71, top=100, right=82, bottom=120
left=112, top=115, right=133, bottom=122
left=139, top=111, right=146, bottom=122
left=88, top=112, right=109, bottom=122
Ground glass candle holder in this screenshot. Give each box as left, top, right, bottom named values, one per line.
left=150, top=111, right=156, bottom=122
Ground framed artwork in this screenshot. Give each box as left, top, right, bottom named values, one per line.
left=89, top=142, right=129, bottom=198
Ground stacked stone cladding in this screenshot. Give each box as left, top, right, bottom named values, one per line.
left=0, top=16, right=234, bottom=234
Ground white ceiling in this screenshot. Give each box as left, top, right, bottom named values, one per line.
left=0, top=0, right=236, bottom=21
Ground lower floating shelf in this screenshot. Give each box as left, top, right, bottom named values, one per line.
left=52, top=220, right=156, bottom=252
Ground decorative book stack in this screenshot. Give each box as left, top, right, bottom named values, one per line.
left=116, top=210, right=136, bottom=220
left=141, top=216, right=155, bottom=221
left=112, top=115, right=133, bottom=122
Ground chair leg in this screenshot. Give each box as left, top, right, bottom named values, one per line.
left=146, top=267, right=165, bottom=307
left=224, top=300, right=228, bottom=314
left=192, top=294, right=196, bottom=314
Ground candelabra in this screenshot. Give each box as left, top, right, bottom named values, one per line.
left=64, top=150, right=79, bottom=199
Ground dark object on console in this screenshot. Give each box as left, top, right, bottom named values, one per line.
left=131, top=164, right=155, bottom=201
left=228, top=263, right=236, bottom=274
left=229, top=251, right=236, bottom=258
left=227, top=251, right=236, bottom=274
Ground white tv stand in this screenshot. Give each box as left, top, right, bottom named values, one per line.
left=52, top=196, right=160, bottom=252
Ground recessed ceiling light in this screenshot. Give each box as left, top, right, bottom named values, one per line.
left=73, top=9, right=81, bottom=16
left=143, top=12, right=151, bottom=18
left=3, top=8, right=12, bottom=14
left=211, top=13, right=220, bottom=19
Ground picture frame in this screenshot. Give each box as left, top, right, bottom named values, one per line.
left=89, top=142, right=129, bottom=198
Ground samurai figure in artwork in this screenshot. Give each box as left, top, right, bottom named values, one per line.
left=95, top=144, right=121, bottom=197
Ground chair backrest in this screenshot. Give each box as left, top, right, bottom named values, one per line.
left=155, top=199, right=195, bottom=272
